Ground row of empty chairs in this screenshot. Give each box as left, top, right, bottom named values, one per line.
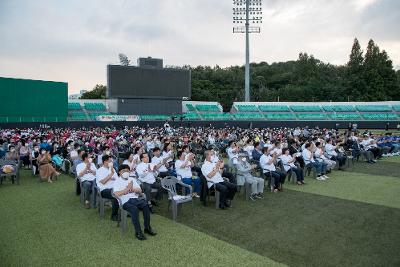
left=68, top=102, right=106, bottom=111
left=234, top=104, right=399, bottom=113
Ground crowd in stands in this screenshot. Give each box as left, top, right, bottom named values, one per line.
left=1, top=125, right=400, bottom=239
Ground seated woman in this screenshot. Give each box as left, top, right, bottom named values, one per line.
left=175, top=151, right=201, bottom=198
left=38, top=149, right=60, bottom=183
left=5, top=145, right=19, bottom=162
left=19, top=142, right=30, bottom=168
left=31, top=145, right=40, bottom=175
left=280, top=148, right=305, bottom=185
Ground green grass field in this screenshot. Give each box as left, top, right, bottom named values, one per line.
left=1, top=158, right=400, bottom=266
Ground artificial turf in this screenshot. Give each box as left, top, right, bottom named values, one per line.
left=1, top=158, right=400, bottom=266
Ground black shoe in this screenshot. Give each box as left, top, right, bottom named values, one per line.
left=219, top=204, right=226, bottom=210
left=151, top=200, right=159, bottom=207
left=144, top=228, right=157, bottom=236
left=111, top=215, right=119, bottom=222
left=136, top=232, right=147, bottom=240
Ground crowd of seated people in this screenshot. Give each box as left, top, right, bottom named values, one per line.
left=1, top=126, right=399, bottom=238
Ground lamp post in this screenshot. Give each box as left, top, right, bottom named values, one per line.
left=233, top=0, right=262, bottom=102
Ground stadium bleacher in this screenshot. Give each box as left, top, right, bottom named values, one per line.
left=63, top=101, right=400, bottom=122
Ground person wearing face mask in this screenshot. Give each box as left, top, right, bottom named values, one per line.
left=113, top=164, right=156, bottom=241
left=96, top=155, right=119, bottom=221
left=76, top=153, right=97, bottom=208
left=136, top=153, right=163, bottom=211
left=38, top=149, right=60, bottom=183
left=5, top=145, right=19, bottom=162
left=19, top=142, right=30, bottom=168
left=31, top=145, right=40, bottom=175
left=235, top=155, right=264, bottom=200
left=175, top=151, right=201, bottom=198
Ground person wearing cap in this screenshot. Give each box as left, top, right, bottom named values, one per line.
left=76, top=153, right=97, bottom=208
left=113, top=164, right=156, bottom=240
left=96, top=155, right=119, bottom=221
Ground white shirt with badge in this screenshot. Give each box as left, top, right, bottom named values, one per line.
left=175, top=159, right=192, bottom=179
left=76, top=162, right=97, bottom=182
left=260, top=154, right=276, bottom=172
left=96, top=166, right=118, bottom=191
left=112, top=177, right=141, bottom=206
left=151, top=155, right=168, bottom=172
left=201, top=160, right=224, bottom=188
left=136, top=162, right=156, bottom=184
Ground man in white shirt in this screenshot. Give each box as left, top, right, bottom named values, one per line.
left=301, top=143, right=328, bottom=180
left=96, top=155, right=119, bottom=221
left=243, top=139, right=254, bottom=160
left=76, top=153, right=97, bottom=208
left=151, top=147, right=172, bottom=178
left=113, top=164, right=156, bottom=241
left=201, top=150, right=236, bottom=209
left=325, top=139, right=346, bottom=169
left=136, top=153, right=163, bottom=210
left=259, top=147, right=286, bottom=192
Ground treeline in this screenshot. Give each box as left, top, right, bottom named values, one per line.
left=190, top=39, right=400, bottom=110
left=82, top=39, right=400, bottom=112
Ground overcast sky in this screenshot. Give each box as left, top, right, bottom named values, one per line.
left=0, top=0, right=399, bottom=94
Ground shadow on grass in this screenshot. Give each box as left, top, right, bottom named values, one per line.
left=157, top=189, right=400, bottom=267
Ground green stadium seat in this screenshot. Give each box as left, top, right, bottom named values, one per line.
left=186, top=104, right=196, bottom=112
left=195, top=104, right=220, bottom=112
left=84, top=103, right=106, bottom=111
left=290, top=105, right=322, bottom=112
left=234, top=113, right=264, bottom=120
left=362, top=113, right=399, bottom=120
left=323, top=105, right=356, bottom=112
left=264, top=113, right=296, bottom=120
left=183, top=113, right=201, bottom=120
left=235, top=105, right=259, bottom=112
left=258, top=105, right=290, bottom=112
left=356, top=105, right=391, bottom=112
left=201, top=113, right=232, bottom=120
left=297, top=113, right=328, bottom=120
left=68, top=103, right=82, bottom=110
left=392, top=105, right=400, bottom=111
left=70, top=112, right=88, bottom=121
left=329, top=113, right=362, bottom=120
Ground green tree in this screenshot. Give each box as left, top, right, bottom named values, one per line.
left=346, top=38, right=365, bottom=101
left=80, top=84, right=107, bottom=99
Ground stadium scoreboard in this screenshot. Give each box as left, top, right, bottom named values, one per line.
left=107, top=64, right=191, bottom=99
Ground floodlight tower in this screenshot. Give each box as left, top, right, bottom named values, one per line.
left=233, top=0, right=262, bottom=102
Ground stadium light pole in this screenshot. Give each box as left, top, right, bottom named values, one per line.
left=233, top=0, right=262, bottom=102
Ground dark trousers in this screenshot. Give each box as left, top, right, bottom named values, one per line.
left=214, top=181, right=236, bottom=207
left=265, top=171, right=286, bottom=189
left=100, top=189, right=119, bottom=217
left=222, top=171, right=236, bottom=185
left=123, top=198, right=151, bottom=234
left=159, top=171, right=172, bottom=178
left=142, top=182, right=163, bottom=203
left=292, top=167, right=304, bottom=181
left=369, top=147, right=382, bottom=159
left=82, top=180, right=94, bottom=202
left=331, top=155, right=347, bottom=168
left=20, top=155, right=30, bottom=166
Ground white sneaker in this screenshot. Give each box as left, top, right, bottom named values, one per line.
left=316, top=176, right=326, bottom=181
left=322, top=175, right=329, bottom=179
